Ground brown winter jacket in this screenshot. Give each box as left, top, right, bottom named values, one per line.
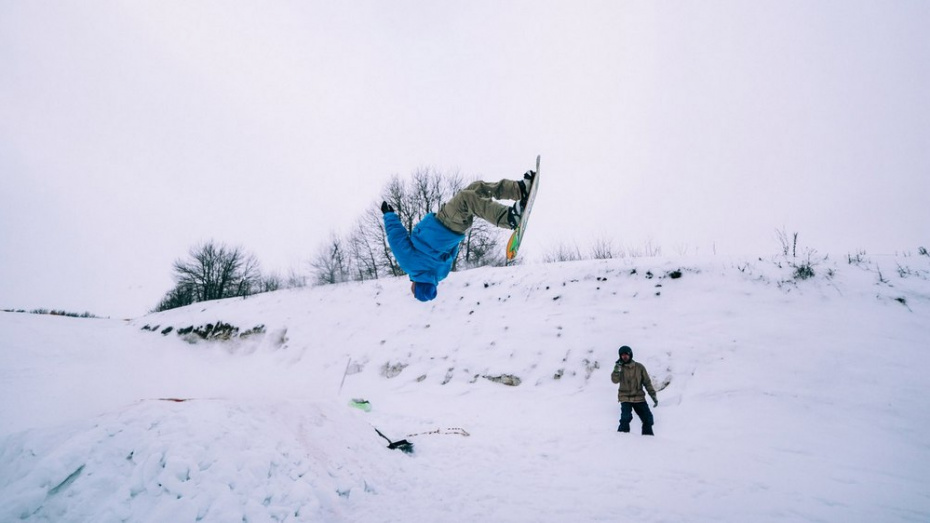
left=611, top=360, right=658, bottom=404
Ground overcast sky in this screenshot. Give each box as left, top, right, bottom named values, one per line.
left=2, top=1, right=928, bottom=318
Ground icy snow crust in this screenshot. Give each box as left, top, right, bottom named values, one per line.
left=2, top=256, right=929, bottom=522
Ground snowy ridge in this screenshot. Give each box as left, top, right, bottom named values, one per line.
left=1, top=255, right=929, bottom=522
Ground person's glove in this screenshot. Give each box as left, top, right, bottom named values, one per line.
left=653, top=399, right=659, bottom=408
left=381, top=201, right=395, bottom=214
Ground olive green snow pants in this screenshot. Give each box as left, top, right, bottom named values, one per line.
left=435, top=179, right=523, bottom=234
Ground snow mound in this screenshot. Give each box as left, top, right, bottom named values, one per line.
left=0, top=399, right=393, bottom=522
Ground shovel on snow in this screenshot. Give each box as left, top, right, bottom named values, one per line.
left=374, top=427, right=414, bottom=454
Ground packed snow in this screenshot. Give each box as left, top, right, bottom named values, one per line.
left=2, top=253, right=929, bottom=522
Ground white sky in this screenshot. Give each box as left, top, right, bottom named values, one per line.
left=2, top=1, right=928, bottom=318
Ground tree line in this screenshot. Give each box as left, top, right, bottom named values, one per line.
left=154, top=167, right=506, bottom=312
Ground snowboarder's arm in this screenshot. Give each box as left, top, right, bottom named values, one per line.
left=383, top=212, right=417, bottom=261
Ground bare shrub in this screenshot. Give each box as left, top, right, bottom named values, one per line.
left=544, top=241, right=584, bottom=263
left=591, top=237, right=615, bottom=260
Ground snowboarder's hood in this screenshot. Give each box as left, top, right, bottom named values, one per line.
left=413, top=282, right=437, bottom=302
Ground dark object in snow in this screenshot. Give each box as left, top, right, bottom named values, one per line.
left=483, top=374, right=522, bottom=386
left=405, top=427, right=471, bottom=438
left=374, top=428, right=414, bottom=454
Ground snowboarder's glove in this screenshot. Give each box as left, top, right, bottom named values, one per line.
left=653, top=399, right=659, bottom=408
left=381, top=201, right=395, bottom=214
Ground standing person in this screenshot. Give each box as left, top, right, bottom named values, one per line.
left=611, top=345, right=658, bottom=435
left=381, top=171, right=535, bottom=302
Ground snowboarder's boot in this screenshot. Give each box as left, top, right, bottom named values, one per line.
left=642, top=424, right=654, bottom=436
left=617, top=423, right=631, bottom=433
left=518, top=170, right=536, bottom=206
left=507, top=200, right=525, bottom=229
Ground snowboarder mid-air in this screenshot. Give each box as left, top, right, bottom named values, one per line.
left=381, top=171, right=535, bottom=302
left=612, top=345, right=659, bottom=435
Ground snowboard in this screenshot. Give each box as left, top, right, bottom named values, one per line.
left=505, top=155, right=541, bottom=265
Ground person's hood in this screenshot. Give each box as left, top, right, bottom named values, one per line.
left=413, top=281, right=437, bottom=302
left=618, top=345, right=634, bottom=362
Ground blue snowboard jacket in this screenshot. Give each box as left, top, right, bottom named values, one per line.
left=384, top=212, right=464, bottom=286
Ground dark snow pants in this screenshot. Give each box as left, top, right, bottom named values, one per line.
left=619, top=401, right=654, bottom=435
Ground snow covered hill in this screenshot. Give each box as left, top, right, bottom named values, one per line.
left=2, top=254, right=929, bottom=522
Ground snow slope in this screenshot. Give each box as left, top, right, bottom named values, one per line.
left=2, top=254, right=929, bottom=522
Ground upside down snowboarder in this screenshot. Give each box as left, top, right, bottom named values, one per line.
left=381, top=170, right=535, bottom=302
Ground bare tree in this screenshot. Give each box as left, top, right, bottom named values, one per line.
left=260, top=272, right=283, bottom=293
left=310, top=233, right=352, bottom=285
left=154, top=283, right=195, bottom=312
left=175, top=241, right=260, bottom=301
left=348, top=215, right=384, bottom=281
left=383, top=174, right=416, bottom=232
left=155, top=240, right=261, bottom=311
left=359, top=204, right=401, bottom=277
left=459, top=220, right=504, bottom=268
left=285, top=265, right=308, bottom=289
left=410, top=167, right=443, bottom=216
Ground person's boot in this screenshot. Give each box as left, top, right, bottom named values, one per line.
left=642, top=424, right=654, bottom=436
left=507, top=200, right=524, bottom=229
left=518, top=170, right=536, bottom=205
left=617, top=423, right=630, bottom=433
